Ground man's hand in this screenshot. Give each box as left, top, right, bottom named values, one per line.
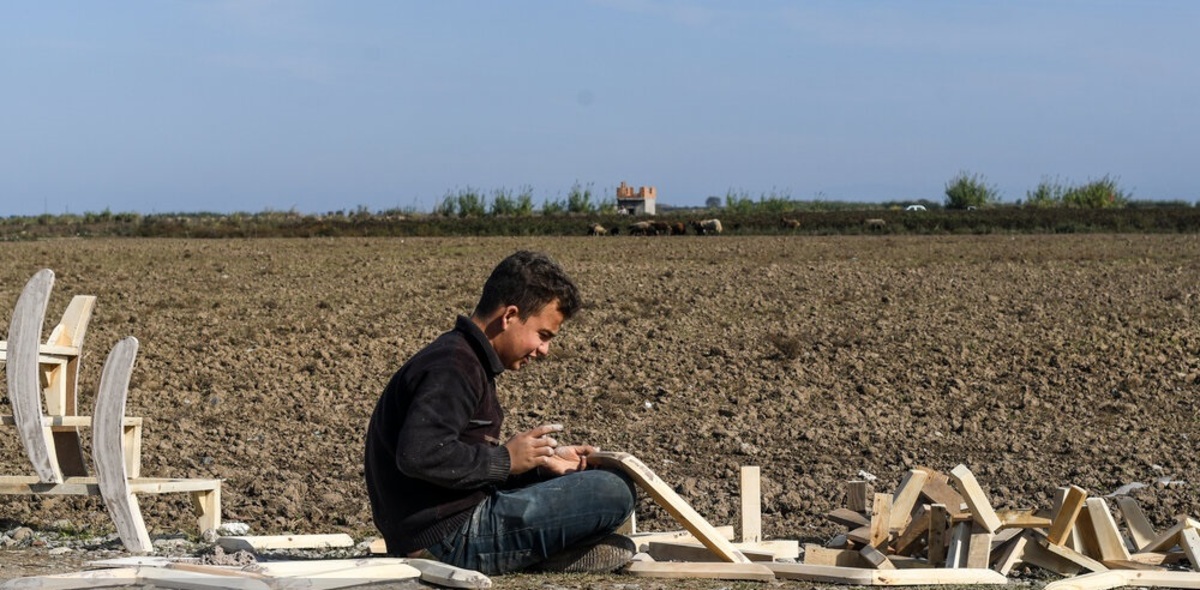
left=505, top=424, right=599, bottom=475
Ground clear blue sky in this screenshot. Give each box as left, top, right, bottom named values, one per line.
left=3, top=1, right=1197, bottom=216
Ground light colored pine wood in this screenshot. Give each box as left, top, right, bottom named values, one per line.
left=586, top=451, right=750, bottom=563
left=0, top=567, right=142, bottom=590
left=1121, top=569, right=1200, bottom=589
left=769, top=563, right=1007, bottom=585
left=1049, top=485, right=1089, bottom=546
left=138, top=567, right=271, bottom=590
left=92, top=337, right=152, bottom=554
left=216, top=534, right=355, bottom=552
left=647, top=540, right=775, bottom=562
left=1086, top=497, right=1132, bottom=562
left=945, top=521, right=970, bottom=569
left=1042, top=570, right=1131, bottom=590
left=1178, top=527, right=1200, bottom=570
left=7, top=269, right=63, bottom=484
left=739, top=465, right=760, bottom=543
left=622, top=561, right=776, bottom=581
left=1021, top=532, right=1084, bottom=576
left=1126, top=551, right=1187, bottom=566
left=1140, top=516, right=1200, bottom=553
left=628, top=525, right=736, bottom=550
left=948, top=464, right=1002, bottom=534
left=966, top=522, right=992, bottom=569
left=405, top=558, right=493, bottom=589
left=914, top=467, right=970, bottom=520
left=990, top=530, right=1029, bottom=576
left=870, top=493, right=892, bottom=548
left=367, top=538, right=387, bottom=554
left=889, top=470, right=929, bottom=533
left=893, top=504, right=930, bottom=556
left=271, top=563, right=422, bottom=590
left=803, top=544, right=872, bottom=567
left=1114, top=496, right=1157, bottom=551
left=997, top=508, right=1053, bottom=529
left=1036, top=530, right=1110, bottom=573
left=1100, top=559, right=1166, bottom=570
left=738, top=539, right=798, bottom=560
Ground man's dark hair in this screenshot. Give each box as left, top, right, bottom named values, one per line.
left=473, top=250, right=581, bottom=320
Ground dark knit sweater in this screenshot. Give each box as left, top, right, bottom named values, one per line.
left=364, top=315, right=514, bottom=554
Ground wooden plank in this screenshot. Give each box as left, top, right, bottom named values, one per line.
left=138, top=567, right=271, bottom=590
left=847, top=525, right=872, bottom=546
left=7, top=268, right=64, bottom=484
left=1101, top=559, right=1166, bottom=571
left=1036, top=530, right=1110, bottom=573
left=405, top=558, right=493, bottom=589
left=1140, top=516, right=1200, bottom=553
left=740, top=466, right=760, bottom=543
left=0, top=567, right=142, bottom=590
left=271, top=563, right=422, bottom=590
left=739, top=539, right=798, bottom=560
left=1021, top=533, right=1084, bottom=576
left=216, top=534, right=355, bottom=552
left=647, top=540, right=775, bottom=562
left=586, top=452, right=750, bottom=563
left=622, top=561, right=775, bottom=581
left=859, top=544, right=896, bottom=570
left=1053, top=486, right=1085, bottom=552
left=1179, top=527, right=1200, bottom=569
left=1127, top=551, right=1188, bottom=566
left=92, top=337, right=152, bottom=554
left=1042, top=571, right=1131, bottom=590
left=847, top=480, right=869, bottom=513
left=914, top=467, right=970, bottom=520
left=945, top=521, right=970, bottom=569
left=628, top=525, right=736, bottom=551
left=1122, top=570, right=1200, bottom=589
left=966, top=522, right=992, bottom=569
left=991, top=530, right=1029, bottom=576
left=1114, top=496, right=1157, bottom=551
left=1086, top=497, right=1132, bottom=562
left=1049, top=485, right=1089, bottom=546
left=889, top=470, right=928, bottom=533
left=367, top=538, right=387, bottom=555
left=803, top=544, right=872, bottom=567
left=927, top=503, right=949, bottom=568
left=870, top=493, right=893, bottom=548
left=997, top=508, right=1053, bottom=529
left=1076, top=505, right=1105, bottom=559
left=828, top=507, right=871, bottom=528
left=769, top=563, right=1007, bottom=585
left=948, top=464, right=1002, bottom=533
left=893, top=505, right=930, bottom=556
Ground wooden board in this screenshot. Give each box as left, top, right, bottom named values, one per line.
left=990, top=531, right=1029, bottom=576
left=803, top=544, right=873, bottom=567
left=7, top=269, right=63, bottom=484
left=587, top=452, right=750, bottom=563
left=1113, top=496, right=1157, bottom=551
left=1085, top=498, right=1131, bottom=562
left=847, top=480, right=869, bottom=513
left=768, top=563, right=1007, bottom=585
left=1179, top=527, right=1200, bottom=569
left=740, top=466, right=760, bottom=543
left=828, top=507, right=871, bottom=528
left=216, top=533, right=355, bottom=552
left=914, top=467, right=969, bottom=520
left=966, top=522, right=992, bottom=569
left=948, top=464, right=1002, bottom=533
left=646, top=540, right=775, bottom=562
left=893, top=504, right=930, bottom=556
left=1049, top=485, right=1088, bottom=546
left=997, top=508, right=1053, bottom=529
left=1045, top=570, right=1200, bottom=590
left=0, top=567, right=141, bottom=590
left=889, top=470, right=929, bottom=533
left=870, top=493, right=892, bottom=548
left=628, top=525, right=736, bottom=550
left=405, top=558, right=493, bottom=589
left=622, top=561, right=775, bottom=581
left=927, top=503, right=949, bottom=568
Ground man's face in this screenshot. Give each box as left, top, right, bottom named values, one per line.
left=492, top=301, right=565, bottom=371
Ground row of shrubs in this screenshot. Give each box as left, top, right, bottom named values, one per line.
left=4, top=205, right=1200, bottom=240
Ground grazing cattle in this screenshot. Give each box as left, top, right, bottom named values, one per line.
left=691, top=218, right=723, bottom=235
left=649, top=221, right=670, bottom=235
left=671, top=222, right=687, bottom=235
left=588, top=223, right=608, bottom=236
left=628, top=221, right=654, bottom=236
left=864, top=218, right=886, bottom=230
left=781, top=217, right=801, bottom=229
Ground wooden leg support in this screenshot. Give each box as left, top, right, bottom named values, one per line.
left=192, top=487, right=222, bottom=533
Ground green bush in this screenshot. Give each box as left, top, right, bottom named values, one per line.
left=1062, top=176, right=1128, bottom=209
left=944, top=171, right=1000, bottom=209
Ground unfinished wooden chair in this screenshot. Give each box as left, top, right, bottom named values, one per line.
left=1, top=270, right=221, bottom=554
left=93, top=336, right=222, bottom=553
left=1, top=268, right=141, bottom=480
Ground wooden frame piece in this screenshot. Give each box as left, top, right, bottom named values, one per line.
left=889, top=470, right=929, bottom=532
left=768, top=563, right=1008, bottom=585
left=948, top=464, right=1002, bottom=533
left=915, top=467, right=969, bottom=520
left=870, top=493, right=893, bottom=548
left=1049, top=485, right=1089, bottom=546
left=587, top=452, right=750, bottom=563
left=1113, top=496, right=1157, bottom=551
left=216, top=534, right=355, bottom=552
left=647, top=540, right=775, bottom=562
left=623, top=561, right=775, bottom=581
left=927, top=504, right=949, bottom=568
left=740, top=465, right=760, bottom=543
left=1085, top=498, right=1132, bottom=562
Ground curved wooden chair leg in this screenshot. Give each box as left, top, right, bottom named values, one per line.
left=7, top=268, right=64, bottom=484
left=93, top=337, right=153, bottom=554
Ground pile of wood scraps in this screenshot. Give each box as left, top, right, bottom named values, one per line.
left=809, top=464, right=1200, bottom=589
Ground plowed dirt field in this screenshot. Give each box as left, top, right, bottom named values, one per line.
left=2, top=234, right=1198, bottom=585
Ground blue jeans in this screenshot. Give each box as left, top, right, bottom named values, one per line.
left=425, top=469, right=636, bottom=575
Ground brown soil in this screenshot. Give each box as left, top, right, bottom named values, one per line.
left=2, top=234, right=1199, bottom=584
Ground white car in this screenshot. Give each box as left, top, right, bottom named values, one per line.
left=904, top=205, right=927, bottom=212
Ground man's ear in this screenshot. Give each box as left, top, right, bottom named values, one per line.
left=500, top=305, right=521, bottom=329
